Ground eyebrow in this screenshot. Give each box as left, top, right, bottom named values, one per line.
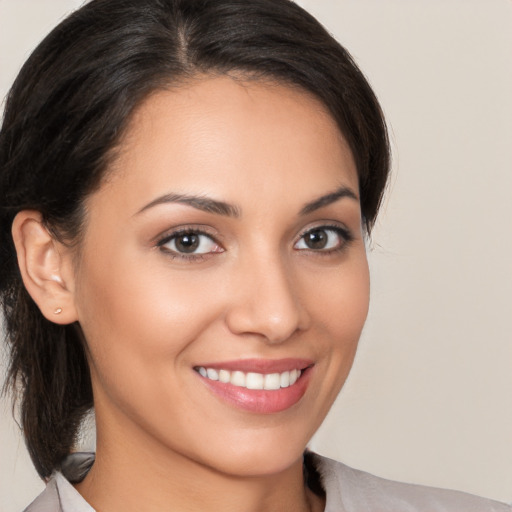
left=136, top=185, right=358, bottom=218
left=299, top=186, right=359, bottom=215
left=136, top=193, right=241, bottom=218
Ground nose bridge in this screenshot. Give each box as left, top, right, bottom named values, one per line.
left=225, top=245, right=307, bottom=343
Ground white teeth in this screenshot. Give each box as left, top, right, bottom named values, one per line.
left=218, top=369, right=230, bottom=383
left=280, top=371, right=290, bottom=388
left=246, top=372, right=264, bottom=390
left=231, top=370, right=246, bottom=387
left=264, top=373, right=281, bottom=390
left=197, top=367, right=303, bottom=390
left=206, top=368, right=219, bottom=381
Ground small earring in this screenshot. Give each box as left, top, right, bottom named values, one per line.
left=54, top=307, right=63, bottom=315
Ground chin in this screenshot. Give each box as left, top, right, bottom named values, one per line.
left=185, top=422, right=315, bottom=478
left=210, top=444, right=306, bottom=478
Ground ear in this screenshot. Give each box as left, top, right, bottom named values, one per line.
left=11, top=210, right=78, bottom=325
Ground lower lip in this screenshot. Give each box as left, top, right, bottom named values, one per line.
left=197, top=367, right=312, bottom=414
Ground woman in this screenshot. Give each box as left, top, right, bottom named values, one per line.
left=0, top=1, right=509, bottom=511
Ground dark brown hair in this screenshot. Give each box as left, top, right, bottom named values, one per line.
left=0, top=0, right=390, bottom=478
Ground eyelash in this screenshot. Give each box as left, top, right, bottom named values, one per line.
left=156, top=224, right=354, bottom=262
left=295, top=224, right=354, bottom=255
left=156, top=227, right=221, bottom=262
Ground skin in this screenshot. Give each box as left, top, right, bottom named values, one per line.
left=15, top=76, right=370, bottom=512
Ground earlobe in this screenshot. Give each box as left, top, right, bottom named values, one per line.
left=11, top=210, right=78, bottom=324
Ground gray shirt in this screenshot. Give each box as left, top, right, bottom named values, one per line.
left=24, top=452, right=511, bottom=511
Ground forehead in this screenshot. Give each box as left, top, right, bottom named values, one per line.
left=94, top=76, right=358, bottom=215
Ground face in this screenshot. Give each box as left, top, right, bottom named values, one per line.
left=70, top=76, right=370, bottom=477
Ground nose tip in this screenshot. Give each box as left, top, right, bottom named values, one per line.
left=225, top=263, right=308, bottom=344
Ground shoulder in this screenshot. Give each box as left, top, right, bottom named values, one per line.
left=23, top=478, right=61, bottom=512
left=309, top=452, right=512, bottom=512
left=23, top=455, right=95, bottom=512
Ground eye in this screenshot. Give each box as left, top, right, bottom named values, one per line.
left=294, top=226, right=352, bottom=252
left=158, top=230, right=222, bottom=257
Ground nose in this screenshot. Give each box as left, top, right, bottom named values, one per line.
left=224, top=254, right=310, bottom=344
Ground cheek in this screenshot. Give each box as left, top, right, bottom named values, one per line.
left=338, top=261, right=371, bottom=336
left=73, top=248, right=222, bottom=390
left=331, top=258, right=370, bottom=356
left=308, top=254, right=370, bottom=338
left=308, top=254, right=370, bottom=395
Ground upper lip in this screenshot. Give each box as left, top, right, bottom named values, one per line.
left=194, top=358, right=314, bottom=374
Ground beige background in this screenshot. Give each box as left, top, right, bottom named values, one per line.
left=1, top=1, right=511, bottom=510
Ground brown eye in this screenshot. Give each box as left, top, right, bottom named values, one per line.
left=303, top=229, right=328, bottom=249
left=174, top=233, right=200, bottom=253
left=294, top=226, right=351, bottom=252
left=160, top=231, right=221, bottom=256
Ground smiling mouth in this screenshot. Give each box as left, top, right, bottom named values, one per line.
left=193, top=360, right=313, bottom=413
left=195, top=367, right=302, bottom=390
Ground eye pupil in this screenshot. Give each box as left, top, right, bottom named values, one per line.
left=305, top=229, right=328, bottom=249
left=175, top=233, right=200, bottom=253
